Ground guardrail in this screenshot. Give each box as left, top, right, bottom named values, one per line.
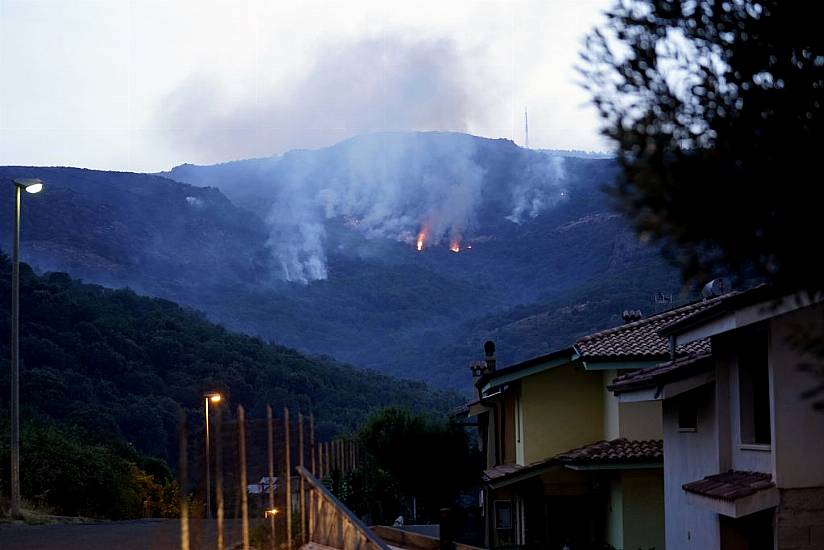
left=297, top=465, right=391, bottom=550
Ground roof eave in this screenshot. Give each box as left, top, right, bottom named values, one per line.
left=479, top=347, right=578, bottom=395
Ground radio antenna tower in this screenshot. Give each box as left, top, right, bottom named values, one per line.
left=524, top=107, right=529, bottom=149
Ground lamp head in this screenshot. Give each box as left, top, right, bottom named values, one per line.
left=205, top=392, right=222, bottom=404
left=13, top=178, right=44, bottom=194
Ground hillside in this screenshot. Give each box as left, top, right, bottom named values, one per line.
left=2, top=132, right=686, bottom=390
left=0, top=255, right=454, bottom=468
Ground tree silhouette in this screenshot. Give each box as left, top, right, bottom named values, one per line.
left=581, top=0, right=824, bottom=291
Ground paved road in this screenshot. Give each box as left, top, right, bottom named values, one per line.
left=0, top=519, right=247, bottom=550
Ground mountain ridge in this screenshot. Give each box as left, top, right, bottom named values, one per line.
left=2, top=132, right=684, bottom=390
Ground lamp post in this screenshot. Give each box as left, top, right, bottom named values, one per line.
left=9, top=178, right=44, bottom=518
left=204, top=392, right=222, bottom=519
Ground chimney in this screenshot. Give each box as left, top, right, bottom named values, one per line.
left=622, top=310, right=643, bottom=324
left=483, top=340, right=496, bottom=373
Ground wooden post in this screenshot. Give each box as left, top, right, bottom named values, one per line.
left=353, top=440, right=357, bottom=471
left=238, top=405, right=250, bottom=550
left=298, top=413, right=306, bottom=544
left=178, top=412, right=189, bottom=550
left=308, top=486, right=315, bottom=544
left=267, top=405, right=276, bottom=550
left=310, top=414, right=316, bottom=476
left=318, top=442, right=323, bottom=479
left=284, top=408, right=292, bottom=550
left=215, top=405, right=225, bottom=550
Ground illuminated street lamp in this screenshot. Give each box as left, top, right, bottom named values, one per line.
left=9, top=178, right=44, bottom=518
left=204, top=392, right=222, bottom=519
left=264, top=508, right=279, bottom=518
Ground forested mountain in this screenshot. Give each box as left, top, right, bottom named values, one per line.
left=0, top=257, right=452, bottom=459
left=2, top=132, right=686, bottom=390
left=0, top=257, right=449, bottom=517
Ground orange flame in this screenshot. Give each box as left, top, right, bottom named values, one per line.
left=416, top=232, right=426, bottom=251
left=450, top=243, right=460, bottom=253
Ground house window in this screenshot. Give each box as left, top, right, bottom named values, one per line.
left=678, top=398, right=698, bottom=432
left=739, top=326, right=771, bottom=445
left=494, top=500, right=512, bottom=529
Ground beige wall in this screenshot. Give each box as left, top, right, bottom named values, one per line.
left=520, top=362, right=604, bottom=464
left=619, top=400, right=664, bottom=440
left=604, top=370, right=664, bottom=440
left=605, top=475, right=623, bottom=548
left=603, top=370, right=621, bottom=440
left=621, top=469, right=666, bottom=550
left=501, top=390, right=518, bottom=465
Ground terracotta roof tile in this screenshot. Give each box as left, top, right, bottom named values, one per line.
left=554, top=438, right=663, bottom=464
left=608, top=353, right=714, bottom=394
left=574, top=298, right=726, bottom=360
left=481, top=439, right=662, bottom=484
left=482, top=462, right=525, bottom=482
left=683, top=470, right=774, bottom=501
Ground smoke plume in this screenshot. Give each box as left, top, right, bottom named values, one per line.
left=159, top=33, right=491, bottom=162
left=160, top=33, right=566, bottom=283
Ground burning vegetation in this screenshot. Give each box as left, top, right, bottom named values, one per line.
left=416, top=231, right=426, bottom=251
left=414, top=226, right=469, bottom=253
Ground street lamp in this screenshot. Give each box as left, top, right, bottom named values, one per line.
left=9, top=178, right=44, bottom=518
left=204, top=392, right=222, bottom=519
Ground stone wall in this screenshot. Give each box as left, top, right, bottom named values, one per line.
left=777, top=488, right=824, bottom=549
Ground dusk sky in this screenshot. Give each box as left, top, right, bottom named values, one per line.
left=0, top=0, right=611, bottom=172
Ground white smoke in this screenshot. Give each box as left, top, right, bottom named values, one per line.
left=185, top=196, right=204, bottom=208
left=159, top=32, right=565, bottom=283
left=261, top=134, right=567, bottom=283
left=264, top=133, right=487, bottom=283
left=506, top=155, right=567, bottom=223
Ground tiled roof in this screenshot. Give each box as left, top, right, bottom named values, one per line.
left=574, top=298, right=725, bottom=361
left=658, top=284, right=777, bottom=337
left=608, top=353, right=714, bottom=394
left=482, top=438, right=662, bottom=483
left=554, top=438, right=663, bottom=464
left=483, top=462, right=526, bottom=482
left=683, top=470, right=774, bottom=501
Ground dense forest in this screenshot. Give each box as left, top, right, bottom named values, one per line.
left=0, top=255, right=454, bottom=517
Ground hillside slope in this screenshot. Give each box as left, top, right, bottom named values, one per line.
left=0, top=256, right=454, bottom=466
left=2, top=133, right=685, bottom=389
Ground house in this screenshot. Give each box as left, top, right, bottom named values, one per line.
left=247, top=476, right=279, bottom=494
left=465, top=299, right=723, bottom=549
left=609, top=286, right=824, bottom=550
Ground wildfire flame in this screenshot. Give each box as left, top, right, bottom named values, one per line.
left=450, top=243, right=460, bottom=253
left=416, top=232, right=426, bottom=251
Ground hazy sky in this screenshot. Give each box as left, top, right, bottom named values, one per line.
left=0, top=0, right=611, bottom=172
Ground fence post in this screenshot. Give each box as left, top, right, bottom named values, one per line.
left=310, top=414, right=316, bottom=476
left=216, top=405, right=225, bottom=550
left=178, top=412, right=189, bottom=550
left=267, top=405, right=276, bottom=550
left=238, top=405, right=250, bottom=550
left=284, top=408, right=292, bottom=550
left=298, top=413, right=306, bottom=545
